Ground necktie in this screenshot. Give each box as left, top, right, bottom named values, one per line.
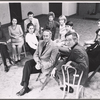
left=41, top=43, right=47, bottom=54
left=30, top=20, right=32, bottom=23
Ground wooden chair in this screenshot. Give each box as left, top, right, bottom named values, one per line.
left=61, top=65, right=84, bottom=99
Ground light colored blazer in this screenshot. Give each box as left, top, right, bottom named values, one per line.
left=24, top=18, right=40, bottom=36
left=33, top=40, right=58, bottom=72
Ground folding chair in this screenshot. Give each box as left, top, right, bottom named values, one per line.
left=36, top=53, right=60, bottom=90
left=61, top=65, right=84, bottom=99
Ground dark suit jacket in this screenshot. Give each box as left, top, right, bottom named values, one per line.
left=56, top=43, right=89, bottom=86
left=87, top=41, right=100, bottom=72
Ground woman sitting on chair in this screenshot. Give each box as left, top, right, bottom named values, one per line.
left=8, top=18, right=24, bottom=63
left=25, top=23, right=38, bottom=55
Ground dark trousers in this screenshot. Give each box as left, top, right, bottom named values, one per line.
left=26, top=43, right=36, bottom=55
left=0, top=44, right=11, bottom=67
left=21, top=59, right=42, bottom=86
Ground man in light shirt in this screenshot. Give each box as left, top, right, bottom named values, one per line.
left=24, top=11, right=40, bottom=38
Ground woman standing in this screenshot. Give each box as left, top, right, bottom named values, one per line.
left=44, top=12, right=59, bottom=40
left=8, top=18, right=24, bottom=63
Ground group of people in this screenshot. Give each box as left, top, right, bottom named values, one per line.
left=0, top=11, right=100, bottom=97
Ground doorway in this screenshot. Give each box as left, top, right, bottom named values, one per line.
left=49, top=3, right=62, bottom=17
left=9, top=3, right=22, bottom=23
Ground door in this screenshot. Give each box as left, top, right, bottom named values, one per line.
left=77, top=3, right=96, bottom=16
left=9, top=3, right=22, bottom=23
left=49, top=3, right=62, bottom=17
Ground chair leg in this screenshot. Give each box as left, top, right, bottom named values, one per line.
left=36, top=73, right=41, bottom=81
left=41, top=74, right=51, bottom=90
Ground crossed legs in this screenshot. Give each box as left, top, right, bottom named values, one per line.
left=16, top=59, right=41, bottom=96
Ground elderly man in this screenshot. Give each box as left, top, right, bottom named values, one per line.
left=51, top=31, right=89, bottom=93
left=16, top=29, right=58, bottom=96
left=24, top=11, right=40, bottom=38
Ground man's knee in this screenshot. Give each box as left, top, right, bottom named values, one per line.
left=25, top=60, right=31, bottom=67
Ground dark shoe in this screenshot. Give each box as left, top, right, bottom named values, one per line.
left=60, top=85, right=74, bottom=93
left=5, top=66, right=9, bottom=72
left=14, top=60, right=19, bottom=64
left=16, top=87, right=31, bottom=96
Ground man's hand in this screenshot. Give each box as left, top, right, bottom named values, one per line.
left=35, top=61, right=43, bottom=70
left=51, top=68, right=57, bottom=77
left=64, top=61, right=72, bottom=70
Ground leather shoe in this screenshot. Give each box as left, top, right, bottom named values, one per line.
left=16, top=87, right=31, bottom=96
left=5, top=66, right=9, bottom=72
left=60, top=85, right=74, bottom=93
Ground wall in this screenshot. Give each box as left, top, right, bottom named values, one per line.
left=62, top=3, right=77, bottom=16
left=21, top=3, right=42, bottom=19
left=0, top=3, right=10, bottom=25
left=78, top=3, right=96, bottom=16
left=42, top=2, right=49, bottom=14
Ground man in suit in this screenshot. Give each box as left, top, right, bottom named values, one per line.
left=16, top=29, right=58, bottom=96
left=0, top=22, right=13, bottom=72
left=86, top=30, right=100, bottom=72
left=24, top=11, right=40, bottom=38
left=51, top=31, right=89, bottom=93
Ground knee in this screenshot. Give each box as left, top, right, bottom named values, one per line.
left=24, top=60, right=31, bottom=68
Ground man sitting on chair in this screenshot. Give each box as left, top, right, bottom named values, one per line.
left=16, top=29, right=58, bottom=96
left=85, top=29, right=100, bottom=72
left=51, top=31, right=89, bottom=93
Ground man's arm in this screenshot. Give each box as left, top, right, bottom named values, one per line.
left=34, top=19, right=40, bottom=36
left=33, top=42, right=40, bottom=63
left=24, top=20, right=27, bottom=33
left=70, top=49, right=88, bottom=72
left=0, top=28, right=6, bottom=42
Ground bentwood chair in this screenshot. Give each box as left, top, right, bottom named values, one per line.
left=61, top=65, right=84, bottom=99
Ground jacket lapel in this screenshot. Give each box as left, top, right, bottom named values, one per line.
left=41, top=41, right=52, bottom=56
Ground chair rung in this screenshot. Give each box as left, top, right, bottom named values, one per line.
left=73, top=74, right=79, bottom=77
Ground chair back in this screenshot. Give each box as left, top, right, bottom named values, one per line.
left=61, top=64, right=83, bottom=99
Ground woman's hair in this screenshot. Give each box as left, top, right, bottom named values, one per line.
left=27, top=23, right=35, bottom=32
left=59, top=15, right=67, bottom=23
left=27, top=11, right=34, bottom=16
left=48, top=11, right=55, bottom=19
left=10, top=17, right=18, bottom=25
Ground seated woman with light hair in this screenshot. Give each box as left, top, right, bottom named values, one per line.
left=54, top=15, right=67, bottom=47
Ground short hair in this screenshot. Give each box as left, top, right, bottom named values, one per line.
left=27, top=23, right=35, bottom=29
left=27, top=11, right=34, bottom=16
left=43, top=29, right=52, bottom=35
left=59, top=15, right=67, bottom=23
left=65, top=31, right=78, bottom=41
left=48, top=11, right=55, bottom=19
left=11, top=17, right=18, bottom=25
left=66, top=21, right=73, bottom=27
